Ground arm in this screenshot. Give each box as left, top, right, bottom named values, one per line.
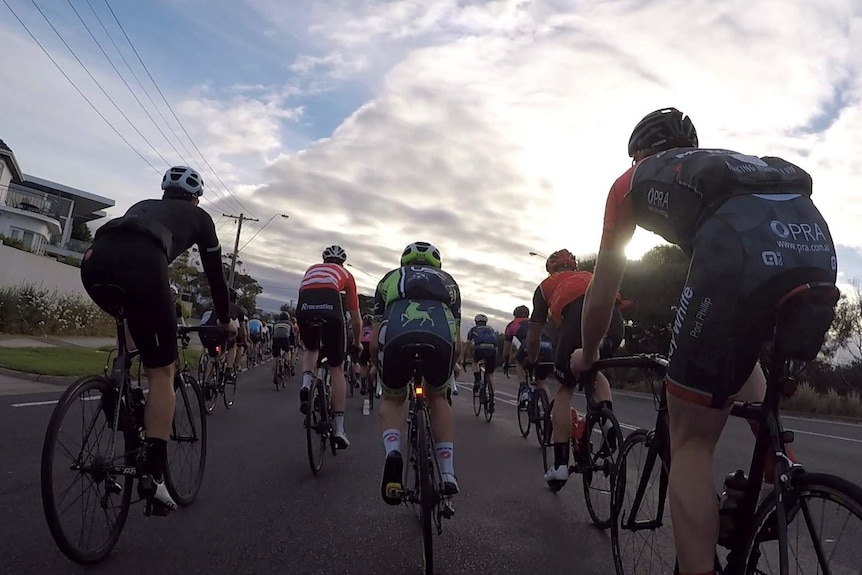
left=503, top=341, right=512, bottom=364
left=197, top=217, right=231, bottom=324
left=345, top=277, right=362, bottom=345
left=369, top=280, right=385, bottom=363
left=526, top=285, right=548, bottom=363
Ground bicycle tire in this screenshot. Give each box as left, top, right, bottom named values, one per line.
left=223, top=370, right=236, bottom=409
left=204, top=364, right=219, bottom=414
left=417, top=405, right=435, bottom=574
left=582, top=407, right=623, bottom=529
left=41, top=376, right=133, bottom=565
left=536, top=387, right=551, bottom=451
left=611, top=428, right=673, bottom=575
left=484, top=381, right=494, bottom=422
left=472, top=384, right=481, bottom=416
left=305, top=379, right=327, bottom=475
left=742, top=471, right=862, bottom=574
left=368, top=377, right=375, bottom=411
left=164, top=374, right=208, bottom=506
left=517, top=389, right=531, bottom=438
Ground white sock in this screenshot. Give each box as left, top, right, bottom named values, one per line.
left=334, top=412, right=345, bottom=435
left=301, top=371, right=313, bottom=389
left=435, top=442, right=454, bottom=477
left=383, top=429, right=401, bottom=454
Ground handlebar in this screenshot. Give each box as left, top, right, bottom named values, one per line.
left=577, top=353, right=669, bottom=409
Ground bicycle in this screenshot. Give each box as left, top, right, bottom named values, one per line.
left=304, top=321, right=338, bottom=475
left=390, top=343, right=455, bottom=575
left=273, top=348, right=287, bottom=392
left=542, top=351, right=625, bottom=529
left=199, top=344, right=237, bottom=413
left=516, top=362, right=554, bottom=455
left=471, top=361, right=495, bottom=422
left=40, top=286, right=217, bottom=564
left=610, top=282, right=862, bottom=575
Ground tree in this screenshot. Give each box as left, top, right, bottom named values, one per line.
left=71, top=221, right=92, bottom=242
left=280, top=302, right=296, bottom=315
left=825, top=279, right=862, bottom=362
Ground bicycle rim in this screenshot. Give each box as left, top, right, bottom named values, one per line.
left=611, top=429, right=674, bottom=575
left=305, top=380, right=326, bottom=475
left=582, top=409, right=622, bottom=529
left=517, top=389, right=531, bottom=438
left=41, top=376, right=133, bottom=565
left=165, top=374, right=207, bottom=506
left=472, top=385, right=481, bottom=416
left=417, top=406, right=435, bottom=574
left=484, top=384, right=494, bottom=422
left=743, top=472, right=862, bottom=575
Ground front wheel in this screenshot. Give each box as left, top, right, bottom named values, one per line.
left=164, top=374, right=207, bottom=506
left=742, top=471, right=862, bottom=574
left=582, top=407, right=624, bottom=529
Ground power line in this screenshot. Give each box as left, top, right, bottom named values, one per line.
left=29, top=0, right=172, bottom=167
left=102, top=0, right=256, bottom=218
left=1, top=0, right=160, bottom=174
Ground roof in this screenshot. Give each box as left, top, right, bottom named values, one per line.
left=0, top=138, right=24, bottom=182
left=19, top=174, right=115, bottom=218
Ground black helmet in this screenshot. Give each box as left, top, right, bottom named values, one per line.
left=628, top=107, right=698, bottom=159
left=513, top=305, right=529, bottom=318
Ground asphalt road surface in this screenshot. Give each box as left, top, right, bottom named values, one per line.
left=2, top=362, right=861, bottom=574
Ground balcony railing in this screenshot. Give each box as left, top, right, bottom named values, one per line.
left=4, top=188, right=71, bottom=222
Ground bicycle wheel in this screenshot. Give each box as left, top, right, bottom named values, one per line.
left=367, top=377, right=375, bottom=411
left=223, top=370, right=236, bottom=409
left=742, top=472, right=862, bottom=574
left=416, top=406, right=435, bottom=574
left=164, top=374, right=207, bottom=506
left=472, top=384, right=481, bottom=416
left=305, top=379, right=327, bottom=475
left=582, top=407, right=624, bottom=529
left=203, top=366, right=219, bottom=414
left=484, top=381, right=495, bottom=422
left=535, top=387, right=551, bottom=450
left=611, top=429, right=674, bottom=575
left=518, top=388, right=532, bottom=438
left=41, top=376, right=133, bottom=565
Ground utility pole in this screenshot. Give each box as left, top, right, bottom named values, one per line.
left=223, top=213, right=259, bottom=288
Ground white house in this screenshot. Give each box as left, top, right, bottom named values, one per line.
left=0, top=138, right=114, bottom=257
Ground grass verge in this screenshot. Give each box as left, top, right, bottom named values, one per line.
left=0, top=346, right=203, bottom=377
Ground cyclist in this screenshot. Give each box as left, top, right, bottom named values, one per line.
left=296, top=245, right=362, bottom=449
left=171, top=286, right=186, bottom=327
left=467, top=314, right=498, bottom=397
left=569, top=107, right=837, bottom=575
left=358, top=315, right=376, bottom=394
left=271, top=311, right=293, bottom=384
left=527, top=248, right=625, bottom=491
left=503, top=305, right=554, bottom=408
left=80, top=165, right=235, bottom=515
left=371, top=241, right=462, bottom=503
left=247, top=314, right=263, bottom=360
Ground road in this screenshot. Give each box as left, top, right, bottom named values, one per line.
left=1, top=363, right=861, bottom=574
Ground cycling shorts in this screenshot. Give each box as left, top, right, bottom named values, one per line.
left=472, top=344, right=498, bottom=373
left=666, top=193, right=836, bottom=408
left=554, top=297, right=624, bottom=388
left=249, top=333, right=261, bottom=344
left=81, top=233, right=177, bottom=369
left=296, top=288, right=346, bottom=366
left=516, top=341, right=554, bottom=380
left=378, top=299, right=455, bottom=398
left=271, top=337, right=291, bottom=357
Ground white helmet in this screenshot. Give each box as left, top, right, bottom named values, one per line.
left=474, top=314, right=488, bottom=324
left=161, top=166, right=204, bottom=197
left=322, top=245, right=347, bottom=264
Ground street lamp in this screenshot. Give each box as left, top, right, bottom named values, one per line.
left=346, top=262, right=376, bottom=279
left=528, top=251, right=547, bottom=259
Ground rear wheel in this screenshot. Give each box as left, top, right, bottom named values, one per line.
left=203, top=362, right=219, bottom=414
left=517, top=387, right=531, bottom=438
left=472, top=384, right=481, bottom=416
left=417, top=406, right=435, bottom=574
left=582, top=408, right=623, bottom=529
left=484, top=381, right=495, bottom=422
left=535, top=388, right=551, bottom=470
left=164, top=374, right=207, bottom=506
left=305, top=379, right=327, bottom=475
left=223, top=369, right=236, bottom=409
left=41, top=376, right=133, bottom=564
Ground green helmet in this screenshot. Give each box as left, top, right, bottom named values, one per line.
left=400, top=241, right=442, bottom=269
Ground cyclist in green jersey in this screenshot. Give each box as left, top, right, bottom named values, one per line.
left=370, top=241, right=463, bottom=503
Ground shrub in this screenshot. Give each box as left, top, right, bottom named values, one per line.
left=0, top=234, right=30, bottom=252
left=0, top=284, right=114, bottom=336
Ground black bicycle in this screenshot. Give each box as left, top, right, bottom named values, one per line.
left=516, top=362, right=554, bottom=453
left=472, top=361, right=495, bottom=422
left=392, top=343, right=455, bottom=575
left=41, top=286, right=217, bottom=564
left=273, top=347, right=288, bottom=392
left=199, top=343, right=236, bottom=413
left=305, top=321, right=337, bottom=475
left=543, top=356, right=625, bottom=529
left=610, top=282, right=862, bottom=575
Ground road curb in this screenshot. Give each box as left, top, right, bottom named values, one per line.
left=0, top=366, right=77, bottom=387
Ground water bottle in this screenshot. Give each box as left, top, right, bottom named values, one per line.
left=718, top=470, right=748, bottom=544
left=362, top=398, right=370, bottom=416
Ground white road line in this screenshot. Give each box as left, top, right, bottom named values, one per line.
left=786, top=428, right=862, bottom=444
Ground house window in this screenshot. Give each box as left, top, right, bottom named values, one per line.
left=9, top=227, right=23, bottom=241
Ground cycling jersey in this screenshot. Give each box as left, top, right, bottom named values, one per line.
left=272, top=321, right=292, bottom=339
left=504, top=317, right=529, bottom=345
left=299, top=263, right=359, bottom=312
left=373, top=265, right=461, bottom=324
left=467, top=325, right=497, bottom=347
left=603, top=147, right=834, bottom=407
left=247, top=319, right=263, bottom=334
left=531, top=270, right=622, bottom=328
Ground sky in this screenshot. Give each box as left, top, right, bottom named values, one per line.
left=1, top=0, right=861, bottom=331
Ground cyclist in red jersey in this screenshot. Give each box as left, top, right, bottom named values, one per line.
left=570, top=108, right=837, bottom=575
left=526, top=249, right=625, bottom=491
left=296, top=245, right=362, bottom=449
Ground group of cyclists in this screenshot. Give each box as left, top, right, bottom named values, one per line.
left=81, top=106, right=839, bottom=575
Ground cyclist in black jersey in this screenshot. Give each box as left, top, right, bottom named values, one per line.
left=81, top=166, right=235, bottom=514
left=570, top=108, right=837, bottom=575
